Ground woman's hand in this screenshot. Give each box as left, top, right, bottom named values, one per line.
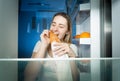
left=52, top=42, right=75, bottom=57
left=40, top=30, right=50, bottom=48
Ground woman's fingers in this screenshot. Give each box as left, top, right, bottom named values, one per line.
left=40, top=30, right=50, bottom=45
left=54, top=46, right=66, bottom=54
left=52, top=43, right=70, bottom=56
left=52, top=43, right=65, bottom=52
left=57, top=50, right=67, bottom=56
left=40, top=30, right=50, bottom=38
left=52, top=45, right=62, bottom=52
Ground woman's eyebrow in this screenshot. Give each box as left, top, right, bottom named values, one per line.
left=51, top=22, right=56, bottom=24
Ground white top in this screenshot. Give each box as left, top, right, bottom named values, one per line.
left=33, top=41, right=78, bottom=81
left=33, top=41, right=78, bottom=57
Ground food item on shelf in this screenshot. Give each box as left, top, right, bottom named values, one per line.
left=74, top=32, right=90, bottom=39
left=73, top=34, right=81, bottom=39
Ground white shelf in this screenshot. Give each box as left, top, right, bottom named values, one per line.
left=79, top=38, right=91, bottom=44
left=79, top=3, right=90, bottom=11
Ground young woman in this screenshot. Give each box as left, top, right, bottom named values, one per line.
left=24, top=12, right=80, bottom=81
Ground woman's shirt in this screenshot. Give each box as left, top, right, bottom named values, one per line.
left=33, top=41, right=78, bottom=81
left=33, top=41, right=78, bottom=57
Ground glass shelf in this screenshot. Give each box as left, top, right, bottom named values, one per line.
left=0, top=58, right=120, bottom=81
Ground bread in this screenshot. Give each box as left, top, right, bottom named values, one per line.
left=49, top=31, right=61, bottom=43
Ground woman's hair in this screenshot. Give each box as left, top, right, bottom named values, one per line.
left=52, top=12, right=72, bottom=43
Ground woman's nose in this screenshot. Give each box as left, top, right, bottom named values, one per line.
left=53, top=26, right=58, bottom=32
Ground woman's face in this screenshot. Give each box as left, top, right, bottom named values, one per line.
left=50, top=15, right=68, bottom=41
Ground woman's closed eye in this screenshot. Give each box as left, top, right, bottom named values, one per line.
left=59, top=26, right=64, bottom=28
left=51, top=24, right=56, bottom=27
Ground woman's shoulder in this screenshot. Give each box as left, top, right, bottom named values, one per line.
left=33, top=41, right=41, bottom=52
left=35, top=40, right=42, bottom=47
left=36, top=40, right=41, bottom=45
left=69, top=43, right=78, bottom=56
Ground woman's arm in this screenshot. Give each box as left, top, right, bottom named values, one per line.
left=32, top=29, right=50, bottom=58
left=70, top=61, right=80, bottom=81
left=24, top=52, right=45, bottom=81
left=24, top=60, right=43, bottom=81
left=67, top=47, right=76, bottom=57
left=32, top=42, right=48, bottom=58
left=69, top=44, right=80, bottom=81
left=24, top=41, right=48, bottom=81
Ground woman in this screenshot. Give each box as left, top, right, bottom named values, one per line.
left=24, top=12, right=80, bottom=81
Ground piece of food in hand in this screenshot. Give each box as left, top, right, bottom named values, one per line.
left=49, top=31, right=63, bottom=58
left=49, top=31, right=61, bottom=43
